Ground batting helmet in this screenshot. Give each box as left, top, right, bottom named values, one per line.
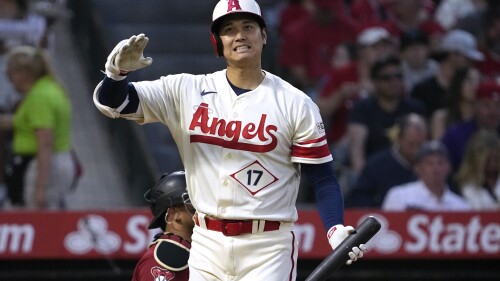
left=210, top=0, right=267, bottom=57
left=144, top=171, right=192, bottom=229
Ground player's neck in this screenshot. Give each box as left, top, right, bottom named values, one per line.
left=226, top=66, right=265, bottom=90
left=166, top=229, right=192, bottom=242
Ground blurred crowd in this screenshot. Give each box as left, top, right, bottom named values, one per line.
left=272, top=0, right=500, bottom=211
left=0, top=0, right=75, bottom=210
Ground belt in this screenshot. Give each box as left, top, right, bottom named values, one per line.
left=194, top=213, right=281, bottom=236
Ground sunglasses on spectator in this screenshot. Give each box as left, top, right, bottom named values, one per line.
left=377, top=73, right=403, bottom=81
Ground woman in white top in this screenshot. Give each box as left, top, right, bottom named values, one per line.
left=455, top=130, right=500, bottom=210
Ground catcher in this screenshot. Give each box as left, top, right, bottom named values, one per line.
left=132, top=171, right=195, bottom=281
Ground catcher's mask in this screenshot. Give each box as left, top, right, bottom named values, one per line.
left=144, top=171, right=194, bottom=229
left=210, top=0, right=267, bottom=57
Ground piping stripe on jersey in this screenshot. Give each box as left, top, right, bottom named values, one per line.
left=291, top=143, right=331, bottom=159
left=296, top=135, right=327, bottom=145
left=289, top=231, right=296, bottom=281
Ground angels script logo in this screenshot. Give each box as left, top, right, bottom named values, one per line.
left=189, top=103, right=278, bottom=152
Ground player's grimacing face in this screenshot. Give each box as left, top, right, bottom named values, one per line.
left=218, top=16, right=266, bottom=61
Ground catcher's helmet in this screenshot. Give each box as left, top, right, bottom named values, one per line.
left=210, top=0, right=267, bottom=57
left=144, top=171, right=191, bottom=229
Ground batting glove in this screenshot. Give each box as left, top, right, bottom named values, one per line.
left=327, top=224, right=367, bottom=265
left=105, top=33, right=153, bottom=80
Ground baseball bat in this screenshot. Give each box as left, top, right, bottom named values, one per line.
left=304, top=216, right=382, bottom=281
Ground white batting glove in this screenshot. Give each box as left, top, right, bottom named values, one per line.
left=104, top=33, right=153, bottom=80
left=327, top=224, right=367, bottom=265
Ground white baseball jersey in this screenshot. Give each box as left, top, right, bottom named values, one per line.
left=94, top=69, right=332, bottom=222
left=382, top=180, right=471, bottom=211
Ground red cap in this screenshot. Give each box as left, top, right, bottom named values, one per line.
left=476, top=81, right=500, bottom=101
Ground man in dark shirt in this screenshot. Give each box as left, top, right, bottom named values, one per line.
left=347, top=55, right=425, bottom=178
left=349, top=113, right=428, bottom=207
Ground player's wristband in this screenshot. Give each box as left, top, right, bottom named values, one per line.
left=104, top=69, right=127, bottom=81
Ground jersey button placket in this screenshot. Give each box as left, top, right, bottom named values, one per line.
left=232, top=98, right=242, bottom=118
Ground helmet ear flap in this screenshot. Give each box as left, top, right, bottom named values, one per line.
left=210, top=33, right=224, bottom=57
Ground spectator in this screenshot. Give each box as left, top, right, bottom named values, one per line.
left=454, top=0, right=499, bottom=50
left=455, top=130, right=500, bottom=210
left=317, top=26, right=396, bottom=170
left=277, top=0, right=357, bottom=96
left=349, top=113, right=428, bottom=208
left=433, top=0, right=481, bottom=31
left=28, top=0, right=73, bottom=51
left=277, top=0, right=313, bottom=35
left=411, top=29, right=484, bottom=119
left=352, top=0, right=443, bottom=49
left=0, top=0, right=49, bottom=206
left=441, top=80, right=500, bottom=172
left=430, top=66, right=481, bottom=140
left=0, top=0, right=47, bottom=51
left=346, top=55, right=425, bottom=178
left=382, top=140, right=470, bottom=211
left=0, top=45, right=74, bottom=209
left=132, top=171, right=195, bottom=281
left=349, top=0, right=393, bottom=25
left=399, top=28, right=438, bottom=94
left=390, top=0, right=443, bottom=44
left=475, top=7, right=500, bottom=80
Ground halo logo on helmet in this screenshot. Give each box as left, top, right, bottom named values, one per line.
left=227, top=0, right=242, bottom=11
left=210, top=0, right=267, bottom=57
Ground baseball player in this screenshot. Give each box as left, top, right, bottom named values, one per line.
left=94, top=0, right=366, bottom=280
left=132, top=171, right=195, bottom=281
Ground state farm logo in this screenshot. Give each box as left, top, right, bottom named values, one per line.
left=357, top=214, right=402, bottom=254
left=359, top=213, right=500, bottom=255
left=64, top=215, right=121, bottom=254
left=63, top=214, right=158, bottom=256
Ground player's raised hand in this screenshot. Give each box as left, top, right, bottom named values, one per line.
left=105, top=33, right=153, bottom=80
left=115, top=34, right=152, bottom=71
left=327, top=224, right=367, bottom=265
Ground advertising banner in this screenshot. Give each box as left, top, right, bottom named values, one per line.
left=0, top=209, right=498, bottom=260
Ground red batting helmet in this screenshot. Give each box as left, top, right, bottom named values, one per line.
left=210, top=0, right=267, bottom=57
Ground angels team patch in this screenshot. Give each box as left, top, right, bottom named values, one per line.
left=316, top=122, right=325, bottom=134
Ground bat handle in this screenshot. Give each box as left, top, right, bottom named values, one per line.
left=304, top=216, right=382, bottom=281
